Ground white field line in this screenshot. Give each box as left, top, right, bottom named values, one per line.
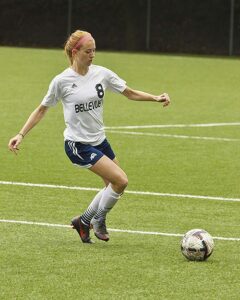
left=0, top=180, right=240, bottom=202
left=105, top=130, right=240, bottom=142
left=0, top=219, right=240, bottom=241
left=105, top=122, right=240, bottom=130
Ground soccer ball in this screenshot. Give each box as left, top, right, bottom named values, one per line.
left=181, top=229, right=214, bottom=261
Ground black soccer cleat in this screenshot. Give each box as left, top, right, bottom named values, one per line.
left=71, top=216, right=94, bottom=244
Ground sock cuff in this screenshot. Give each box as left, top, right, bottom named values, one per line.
left=108, top=184, right=121, bottom=199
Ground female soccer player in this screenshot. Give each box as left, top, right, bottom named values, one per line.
left=8, top=30, right=170, bottom=244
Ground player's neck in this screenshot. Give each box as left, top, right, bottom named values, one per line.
left=72, top=62, right=89, bottom=76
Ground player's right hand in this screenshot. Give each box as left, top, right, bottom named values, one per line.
left=8, top=134, right=23, bottom=155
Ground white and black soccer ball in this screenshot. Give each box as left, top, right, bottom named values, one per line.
left=181, top=229, right=214, bottom=261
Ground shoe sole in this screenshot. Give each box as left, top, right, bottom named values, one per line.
left=94, top=232, right=109, bottom=242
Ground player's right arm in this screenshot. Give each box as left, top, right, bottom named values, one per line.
left=8, top=104, right=49, bottom=154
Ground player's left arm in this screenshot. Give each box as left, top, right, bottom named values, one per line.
left=122, top=86, right=170, bottom=107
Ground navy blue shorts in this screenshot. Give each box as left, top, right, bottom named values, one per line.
left=65, top=138, right=116, bottom=168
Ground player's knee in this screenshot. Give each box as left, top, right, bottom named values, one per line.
left=120, top=174, right=128, bottom=190
left=112, top=173, right=128, bottom=193
left=117, top=174, right=128, bottom=192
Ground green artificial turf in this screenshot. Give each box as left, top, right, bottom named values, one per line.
left=0, top=47, right=239, bottom=299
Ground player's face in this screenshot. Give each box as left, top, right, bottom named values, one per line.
left=78, top=40, right=96, bottom=66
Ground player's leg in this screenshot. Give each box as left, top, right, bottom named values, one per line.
left=89, top=156, right=128, bottom=241
left=90, top=156, right=127, bottom=193
left=80, top=157, right=120, bottom=225
left=67, top=139, right=127, bottom=243
left=65, top=140, right=101, bottom=243
left=90, top=156, right=128, bottom=218
left=77, top=156, right=127, bottom=242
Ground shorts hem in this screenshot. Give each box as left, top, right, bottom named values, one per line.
left=73, top=163, right=93, bottom=169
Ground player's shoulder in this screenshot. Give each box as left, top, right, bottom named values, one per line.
left=56, top=67, right=75, bottom=79
left=90, top=64, right=112, bottom=75
left=51, top=68, right=76, bottom=85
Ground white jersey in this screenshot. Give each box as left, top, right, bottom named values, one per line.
left=41, top=65, right=126, bottom=146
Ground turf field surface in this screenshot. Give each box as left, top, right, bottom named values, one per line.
left=0, top=47, right=240, bottom=299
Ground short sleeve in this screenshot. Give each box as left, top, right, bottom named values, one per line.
left=105, top=69, right=127, bottom=93
left=41, top=77, right=61, bottom=107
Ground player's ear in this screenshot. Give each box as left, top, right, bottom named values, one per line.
left=72, top=48, right=78, bottom=56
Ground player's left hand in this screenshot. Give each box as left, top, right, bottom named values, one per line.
left=155, top=93, right=170, bottom=107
